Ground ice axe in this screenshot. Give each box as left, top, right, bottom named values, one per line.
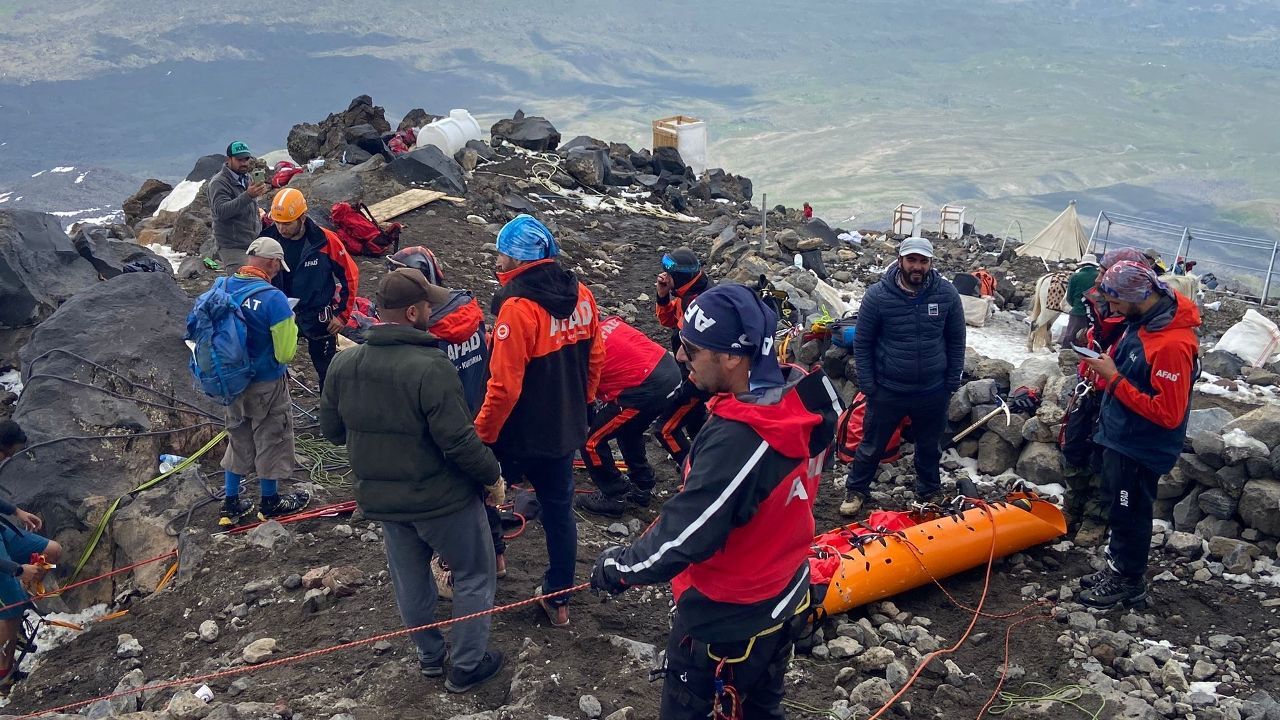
left=951, top=396, right=1011, bottom=445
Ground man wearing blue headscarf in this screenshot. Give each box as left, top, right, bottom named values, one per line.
left=590, top=284, right=841, bottom=719
left=475, top=214, right=604, bottom=628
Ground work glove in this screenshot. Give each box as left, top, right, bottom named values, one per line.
left=590, top=545, right=629, bottom=596
left=484, top=477, right=506, bottom=507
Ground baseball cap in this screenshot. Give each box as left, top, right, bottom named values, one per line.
left=898, top=237, right=934, bottom=258
left=1078, top=253, right=1099, bottom=267
left=246, top=237, right=290, bottom=271
left=377, top=268, right=452, bottom=310
left=226, top=141, right=253, bottom=158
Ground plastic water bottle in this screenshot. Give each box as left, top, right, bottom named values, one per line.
left=793, top=253, right=804, bottom=269
left=158, top=454, right=187, bottom=474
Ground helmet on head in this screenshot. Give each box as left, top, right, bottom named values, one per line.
left=386, top=246, right=446, bottom=286
left=270, top=188, right=308, bottom=223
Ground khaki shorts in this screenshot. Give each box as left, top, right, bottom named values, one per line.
left=222, top=377, right=296, bottom=479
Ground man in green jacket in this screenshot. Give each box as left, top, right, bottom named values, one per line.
left=319, top=269, right=506, bottom=693
left=1061, top=253, right=1100, bottom=346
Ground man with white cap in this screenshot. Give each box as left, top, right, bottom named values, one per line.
left=840, top=237, right=965, bottom=516
left=217, top=237, right=310, bottom=525
left=1061, top=253, right=1100, bottom=346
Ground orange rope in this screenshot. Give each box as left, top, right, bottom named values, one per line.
left=16, top=583, right=590, bottom=719
left=0, top=551, right=176, bottom=616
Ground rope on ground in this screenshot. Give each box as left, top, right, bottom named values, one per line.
left=985, top=682, right=1104, bottom=719
left=15, top=583, right=591, bottom=719
left=779, top=699, right=844, bottom=719
left=294, top=433, right=351, bottom=487
left=69, top=430, right=227, bottom=582
left=0, top=551, right=177, bottom=616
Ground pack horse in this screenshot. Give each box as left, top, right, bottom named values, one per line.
left=1026, top=271, right=1073, bottom=351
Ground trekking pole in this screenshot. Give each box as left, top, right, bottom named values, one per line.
left=289, top=373, right=318, bottom=397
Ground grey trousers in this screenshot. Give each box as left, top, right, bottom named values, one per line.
left=382, top=498, right=495, bottom=672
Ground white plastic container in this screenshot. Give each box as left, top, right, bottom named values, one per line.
left=416, top=109, right=483, bottom=157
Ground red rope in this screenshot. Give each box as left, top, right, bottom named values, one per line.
left=15, top=583, right=591, bottom=719
left=0, top=551, right=176, bottom=616
left=976, top=612, right=1053, bottom=718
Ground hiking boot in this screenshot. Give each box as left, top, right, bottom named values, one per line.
left=444, top=649, right=505, bottom=693
left=1080, top=566, right=1116, bottom=590
left=495, top=553, right=507, bottom=580
left=575, top=491, right=626, bottom=518
left=420, top=650, right=449, bottom=678
left=219, top=497, right=255, bottom=527
left=1080, top=574, right=1148, bottom=610
left=1073, top=519, right=1108, bottom=547
left=535, top=585, right=570, bottom=628
left=627, top=486, right=653, bottom=508
left=432, top=557, right=454, bottom=600
left=258, top=491, right=311, bottom=519
left=839, top=489, right=866, bottom=517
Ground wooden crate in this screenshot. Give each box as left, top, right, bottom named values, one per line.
left=652, top=115, right=701, bottom=149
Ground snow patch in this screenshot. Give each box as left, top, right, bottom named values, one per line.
left=29, top=170, right=44, bottom=178
left=0, top=369, right=21, bottom=397
left=0, top=191, right=11, bottom=204
left=965, top=310, right=1053, bottom=366
left=48, top=207, right=106, bottom=217
left=155, top=179, right=203, bottom=215
left=74, top=171, right=89, bottom=184
left=1189, top=681, right=1221, bottom=696
left=50, top=166, right=75, bottom=173
left=146, top=244, right=186, bottom=272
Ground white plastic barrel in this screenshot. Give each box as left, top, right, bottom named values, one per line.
left=416, top=109, right=483, bottom=157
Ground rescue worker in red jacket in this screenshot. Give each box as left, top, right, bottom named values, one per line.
left=475, top=214, right=604, bottom=627
left=576, top=316, right=682, bottom=517
left=260, top=187, right=359, bottom=390
left=591, top=284, right=840, bottom=720
left=1078, top=260, right=1200, bottom=609
left=652, top=248, right=713, bottom=466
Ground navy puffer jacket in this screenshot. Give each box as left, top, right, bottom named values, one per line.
left=853, top=264, right=966, bottom=397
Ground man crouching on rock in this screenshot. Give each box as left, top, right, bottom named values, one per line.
left=0, top=421, right=63, bottom=693
left=590, top=284, right=839, bottom=719
left=1077, top=260, right=1200, bottom=609
left=319, top=269, right=506, bottom=692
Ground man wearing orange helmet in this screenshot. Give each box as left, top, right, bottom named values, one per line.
left=260, top=187, right=360, bottom=388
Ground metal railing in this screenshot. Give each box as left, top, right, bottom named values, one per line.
left=1086, top=211, right=1280, bottom=305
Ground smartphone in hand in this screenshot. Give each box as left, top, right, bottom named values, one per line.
left=1072, top=345, right=1100, bottom=359
left=250, top=168, right=267, bottom=185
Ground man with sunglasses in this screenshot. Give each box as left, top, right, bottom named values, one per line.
left=1077, top=260, right=1200, bottom=609
left=653, top=248, right=713, bottom=467
left=590, top=284, right=840, bottom=719
left=840, top=237, right=965, bottom=516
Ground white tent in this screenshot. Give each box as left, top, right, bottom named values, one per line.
left=1016, top=201, right=1089, bottom=262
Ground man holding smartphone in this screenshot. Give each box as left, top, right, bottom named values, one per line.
left=208, top=140, right=268, bottom=273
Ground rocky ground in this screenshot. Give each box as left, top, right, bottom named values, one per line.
left=2, top=99, right=1280, bottom=720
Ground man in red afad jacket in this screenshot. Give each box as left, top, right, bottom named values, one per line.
left=591, top=285, right=839, bottom=719
left=1078, top=261, right=1200, bottom=609
left=576, top=316, right=682, bottom=517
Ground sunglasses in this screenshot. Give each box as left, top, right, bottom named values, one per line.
left=679, top=337, right=707, bottom=359
left=662, top=254, right=700, bottom=274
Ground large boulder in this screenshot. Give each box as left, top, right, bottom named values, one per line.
left=0, top=210, right=105, bottom=328
left=564, top=147, right=610, bottom=188
left=387, top=146, right=466, bottom=196
left=399, top=108, right=441, bottom=132
left=122, top=179, right=173, bottom=227
left=287, top=95, right=393, bottom=165
left=1015, top=441, right=1063, bottom=486
left=1224, top=405, right=1280, bottom=449
left=977, top=433, right=1018, bottom=475
left=9, top=273, right=222, bottom=603
left=490, top=109, right=560, bottom=152
left=69, top=225, right=171, bottom=277
left=1187, top=407, right=1237, bottom=439
left=651, top=147, right=686, bottom=175
left=1239, top=479, right=1280, bottom=536
left=1202, top=349, right=1245, bottom=379
left=1010, top=356, right=1063, bottom=394
left=186, top=154, right=226, bottom=183
left=696, top=169, right=753, bottom=203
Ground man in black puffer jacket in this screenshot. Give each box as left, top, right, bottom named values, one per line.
left=840, top=237, right=965, bottom=516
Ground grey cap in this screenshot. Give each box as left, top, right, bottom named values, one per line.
left=898, top=237, right=934, bottom=258
left=247, top=237, right=290, bottom=272
left=1078, top=253, right=1099, bottom=267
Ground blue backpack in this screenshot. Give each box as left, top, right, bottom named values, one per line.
left=185, top=277, right=273, bottom=405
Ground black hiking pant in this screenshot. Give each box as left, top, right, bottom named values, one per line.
left=845, top=389, right=949, bottom=497
left=582, top=356, right=681, bottom=496
left=1101, top=448, right=1159, bottom=579
left=308, top=335, right=338, bottom=390
left=653, top=380, right=709, bottom=467
left=661, top=619, right=793, bottom=720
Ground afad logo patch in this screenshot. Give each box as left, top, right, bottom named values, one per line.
left=1155, top=369, right=1180, bottom=382
left=494, top=323, right=511, bottom=341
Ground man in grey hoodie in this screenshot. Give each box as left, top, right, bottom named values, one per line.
left=208, top=141, right=268, bottom=273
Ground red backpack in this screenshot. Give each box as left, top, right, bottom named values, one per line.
left=330, top=202, right=402, bottom=257
left=834, top=392, right=910, bottom=464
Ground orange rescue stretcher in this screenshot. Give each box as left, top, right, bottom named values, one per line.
left=810, top=491, right=1067, bottom=615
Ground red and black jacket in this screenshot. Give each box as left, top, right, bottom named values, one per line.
left=475, top=259, right=604, bottom=459
left=1094, top=292, right=1201, bottom=474
left=655, top=271, right=711, bottom=354
left=263, top=217, right=359, bottom=339
left=604, top=366, right=840, bottom=642
left=596, top=315, right=669, bottom=404
left=428, top=289, right=489, bottom=415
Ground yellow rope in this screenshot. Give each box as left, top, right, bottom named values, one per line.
left=986, top=682, right=1104, bottom=719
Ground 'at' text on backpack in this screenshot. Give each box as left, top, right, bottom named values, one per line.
left=185, top=277, right=273, bottom=405
left=331, top=202, right=402, bottom=257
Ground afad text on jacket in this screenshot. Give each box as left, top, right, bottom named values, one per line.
left=261, top=217, right=359, bottom=338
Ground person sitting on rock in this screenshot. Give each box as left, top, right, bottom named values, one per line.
left=652, top=247, right=713, bottom=468
left=259, top=188, right=359, bottom=391
left=217, top=238, right=311, bottom=526
left=208, top=141, right=268, bottom=273
left=0, top=420, right=62, bottom=693
left=320, top=269, right=506, bottom=692
left=1078, top=261, right=1200, bottom=609
left=590, top=284, right=840, bottom=720
left=802, top=202, right=813, bottom=220
left=840, top=237, right=965, bottom=516
left=576, top=315, right=682, bottom=518
left=474, top=214, right=604, bottom=628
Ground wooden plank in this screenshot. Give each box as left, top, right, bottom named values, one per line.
left=366, top=189, right=463, bottom=222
